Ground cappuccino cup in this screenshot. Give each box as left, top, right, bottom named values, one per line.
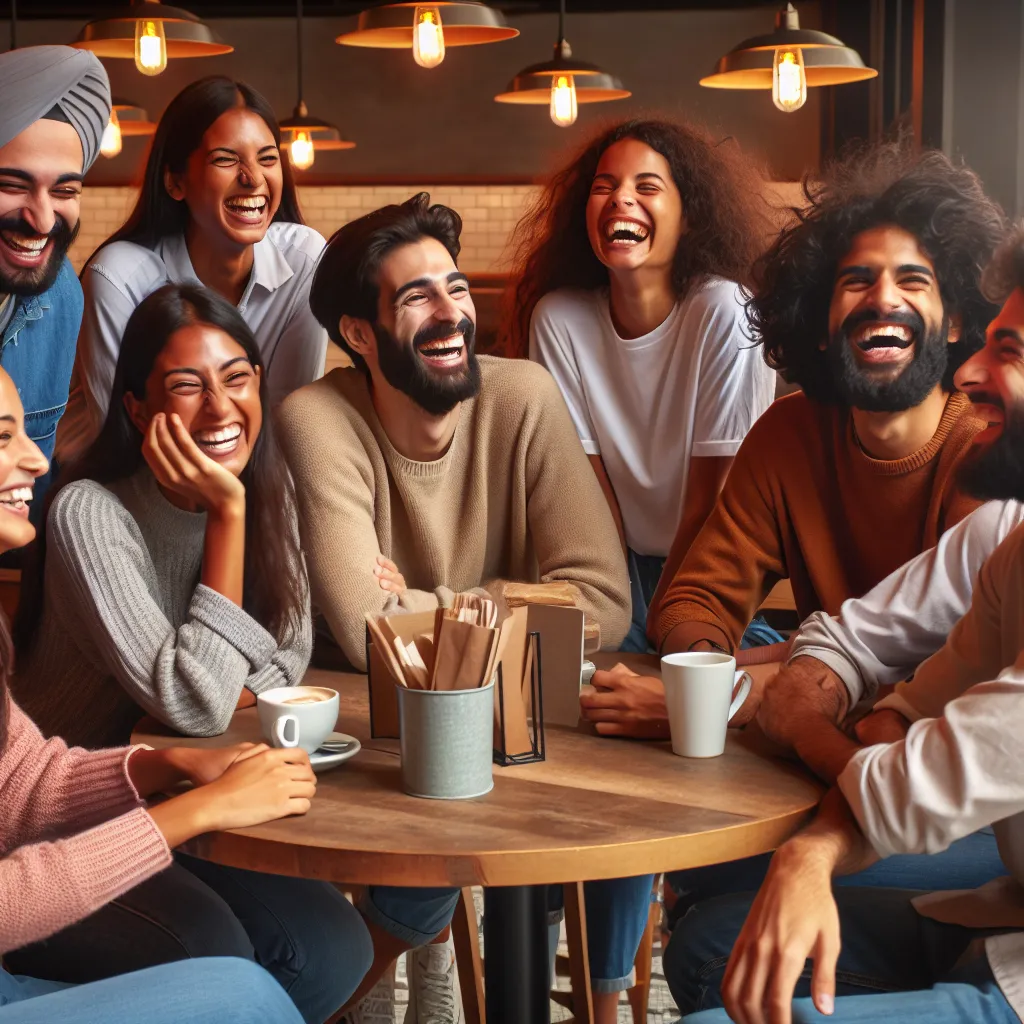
left=257, top=686, right=339, bottom=754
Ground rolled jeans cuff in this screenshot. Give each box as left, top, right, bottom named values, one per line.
left=592, top=967, right=637, bottom=993
left=361, top=886, right=460, bottom=948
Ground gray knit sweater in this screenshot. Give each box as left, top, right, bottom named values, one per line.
left=13, top=468, right=312, bottom=749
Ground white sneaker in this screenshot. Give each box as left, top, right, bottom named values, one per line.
left=403, top=934, right=463, bottom=1024
left=345, top=963, right=397, bottom=1024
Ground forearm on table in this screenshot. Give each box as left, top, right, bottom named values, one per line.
left=126, top=747, right=191, bottom=798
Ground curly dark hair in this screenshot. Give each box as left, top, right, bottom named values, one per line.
left=981, top=221, right=1024, bottom=304
left=309, top=192, right=462, bottom=373
left=501, top=117, right=773, bottom=359
left=750, top=140, right=1007, bottom=402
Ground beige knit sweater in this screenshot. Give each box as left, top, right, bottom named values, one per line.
left=277, top=355, right=631, bottom=669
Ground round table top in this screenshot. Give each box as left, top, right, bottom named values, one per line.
left=133, top=666, right=822, bottom=888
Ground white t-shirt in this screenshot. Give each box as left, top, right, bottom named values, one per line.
left=530, top=278, right=775, bottom=557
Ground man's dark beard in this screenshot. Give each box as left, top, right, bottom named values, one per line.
left=0, top=214, right=79, bottom=297
left=957, top=397, right=1024, bottom=502
left=827, top=308, right=950, bottom=413
left=373, top=317, right=481, bottom=416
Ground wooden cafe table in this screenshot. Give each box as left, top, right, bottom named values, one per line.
left=133, top=663, right=822, bottom=1024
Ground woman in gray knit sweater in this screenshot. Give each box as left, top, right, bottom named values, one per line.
left=5, top=283, right=380, bottom=1022
left=10, top=283, right=459, bottom=1021
left=15, top=284, right=312, bottom=749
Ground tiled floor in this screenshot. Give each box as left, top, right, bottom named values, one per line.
left=393, top=889, right=680, bottom=1023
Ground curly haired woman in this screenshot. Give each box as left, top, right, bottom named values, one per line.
left=504, top=118, right=779, bottom=1023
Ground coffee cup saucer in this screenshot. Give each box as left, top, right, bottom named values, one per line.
left=309, top=732, right=361, bottom=772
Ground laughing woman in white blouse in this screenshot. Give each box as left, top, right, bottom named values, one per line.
left=57, top=76, right=328, bottom=461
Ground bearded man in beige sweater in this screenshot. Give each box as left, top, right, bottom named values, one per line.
left=275, top=194, right=630, bottom=1021
left=277, top=192, right=630, bottom=675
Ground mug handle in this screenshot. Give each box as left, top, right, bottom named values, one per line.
left=273, top=714, right=300, bottom=748
left=728, top=671, right=753, bottom=724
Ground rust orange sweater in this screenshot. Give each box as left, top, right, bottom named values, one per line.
left=648, top=391, right=985, bottom=652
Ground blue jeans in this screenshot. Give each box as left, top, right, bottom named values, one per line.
left=668, top=887, right=1018, bottom=1024
left=0, top=958, right=304, bottom=1024
left=362, top=886, right=461, bottom=947
left=547, top=875, right=658, bottom=993
left=4, top=855, right=372, bottom=1024
left=666, top=827, right=1004, bottom=926
left=621, top=550, right=784, bottom=655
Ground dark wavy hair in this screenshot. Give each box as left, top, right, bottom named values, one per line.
left=502, top=117, right=773, bottom=358
left=309, top=191, right=462, bottom=373
left=15, top=284, right=307, bottom=656
left=96, top=76, right=303, bottom=254
left=750, top=140, right=1007, bottom=401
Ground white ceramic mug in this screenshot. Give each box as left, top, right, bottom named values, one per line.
left=660, top=652, right=752, bottom=758
left=256, top=686, right=339, bottom=755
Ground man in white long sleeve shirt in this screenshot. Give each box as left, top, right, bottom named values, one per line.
left=667, top=226, right=1024, bottom=1024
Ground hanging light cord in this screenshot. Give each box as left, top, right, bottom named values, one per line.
left=10, top=0, right=17, bottom=51
left=295, top=0, right=304, bottom=107
left=557, top=0, right=566, bottom=47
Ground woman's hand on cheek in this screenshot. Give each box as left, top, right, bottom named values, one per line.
left=143, top=412, right=245, bottom=518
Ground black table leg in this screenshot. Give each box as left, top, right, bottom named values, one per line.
left=483, top=884, right=550, bottom=1024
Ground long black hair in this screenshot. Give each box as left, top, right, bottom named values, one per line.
left=16, top=284, right=307, bottom=654
left=99, top=76, right=303, bottom=253
left=749, top=140, right=1006, bottom=401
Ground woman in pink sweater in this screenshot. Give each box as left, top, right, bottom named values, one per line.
left=0, top=360, right=312, bottom=1022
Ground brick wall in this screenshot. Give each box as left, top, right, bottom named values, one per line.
left=69, top=184, right=541, bottom=275
left=68, top=180, right=806, bottom=277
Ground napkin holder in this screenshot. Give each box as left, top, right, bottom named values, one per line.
left=493, top=630, right=545, bottom=766
left=365, top=607, right=558, bottom=768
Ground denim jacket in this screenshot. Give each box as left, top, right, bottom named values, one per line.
left=1, top=257, right=82, bottom=466
left=0, top=258, right=82, bottom=523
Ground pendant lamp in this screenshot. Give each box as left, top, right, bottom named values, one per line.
left=494, top=0, right=629, bottom=127
left=100, top=99, right=157, bottom=159
left=72, top=0, right=232, bottom=77
left=337, top=2, right=518, bottom=69
left=700, top=3, right=876, bottom=113
left=279, top=0, right=355, bottom=171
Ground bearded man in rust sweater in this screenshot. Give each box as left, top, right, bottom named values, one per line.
left=585, top=142, right=1006, bottom=763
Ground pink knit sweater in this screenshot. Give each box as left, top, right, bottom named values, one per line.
left=0, top=694, right=171, bottom=954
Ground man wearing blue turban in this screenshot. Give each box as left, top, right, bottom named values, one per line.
left=0, top=44, right=110, bottom=520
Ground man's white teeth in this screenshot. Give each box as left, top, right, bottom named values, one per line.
left=2, top=232, right=47, bottom=253
left=853, top=323, right=914, bottom=346
left=419, top=337, right=464, bottom=355
left=194, top=427, right=241, bottom=448
left=0, top=486, right=32, bottom=506
left=605, top=220, right=650, bottom=243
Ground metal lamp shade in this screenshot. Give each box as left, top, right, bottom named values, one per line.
left=336, top=1, right=518, bottom=48
left=279, top=108, right=357, bottom=151
left=73, top=3, right=233, bottom=59
left=701, top=25, right=876, bottom=89
left=495, top=56, right=629, bottom=105
left=111, top=99, right=157, bottom=136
